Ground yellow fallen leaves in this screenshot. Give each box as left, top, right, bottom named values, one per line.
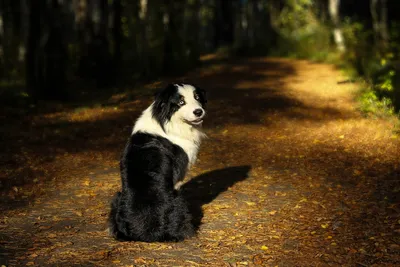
left=321, top=223, right=329, bottom=229
left=268, top=210, right=277, bottom=216
left=300, top=197, right=308, bottom=203
left=245, top=201, right=256, bottom=206
left=274, top=191, right=287, bottom=197
left=48, top=233, right=57, bottom=238
left=261, top=245, right=268, bottom=250
left=74, top=211, right=83, bottom=217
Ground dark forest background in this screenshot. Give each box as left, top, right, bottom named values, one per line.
left=1, top=0, right=400, bottom=114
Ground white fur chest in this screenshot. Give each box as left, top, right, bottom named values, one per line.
left=132, top=104, right=205, bottom=166
left=167, top=134, right=201, bottom=166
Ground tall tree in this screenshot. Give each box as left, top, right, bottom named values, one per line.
left=370, top=0, right=389, bottom=48
left=113, top=0, right=122, bottom=78
left=329, top=0, right=345, bottom=52
left=164, top=0, right=186, bottom=73
left=185, top=0, right=201, bottom=68
left=26, top=0, right=44, bottom=99
left=0, top=0, right=4, bottom=79
left=44, top=0, right=68, bottom=98
left=213, top=0, right=234, bottom=48
left=77, top=0, right=111, bottom=86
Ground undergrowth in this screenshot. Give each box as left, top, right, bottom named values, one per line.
left=267, top=11, right=400, bottom=122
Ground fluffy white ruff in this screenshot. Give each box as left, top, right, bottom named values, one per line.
left=132, top=103, right=206, bottom=166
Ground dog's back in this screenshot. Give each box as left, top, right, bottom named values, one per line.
left=108, top=132, right=195, bottom=242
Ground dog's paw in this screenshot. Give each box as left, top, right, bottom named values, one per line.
left=174, top=181, right=184, bottom=190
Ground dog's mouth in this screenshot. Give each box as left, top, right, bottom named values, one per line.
left=186, top=118, right=204, bottom=125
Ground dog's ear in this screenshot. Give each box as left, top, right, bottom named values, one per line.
left=195, top=86, right=207, bottom=105
left=154, top=84, right=177, bottom=106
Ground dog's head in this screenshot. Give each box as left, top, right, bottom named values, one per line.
left=152, top=83, right=207, bottom=129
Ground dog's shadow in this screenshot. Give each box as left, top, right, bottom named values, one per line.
left=181, top=165, right=251, bottom=229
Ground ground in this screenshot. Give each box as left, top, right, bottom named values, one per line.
left=1, top=56, right=400, bottom=267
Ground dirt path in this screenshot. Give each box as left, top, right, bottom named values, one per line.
left=1, top=57, right=400, bottom=266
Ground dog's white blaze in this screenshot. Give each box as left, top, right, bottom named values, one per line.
left=175, top=84, right=205, bottom=123
left=132, top=84, right=205, bottom=166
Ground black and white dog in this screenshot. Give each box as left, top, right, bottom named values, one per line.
left=109, top=83, right=207, bottom=242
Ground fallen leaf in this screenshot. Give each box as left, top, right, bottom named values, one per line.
left=74, top=211, right=83, bottom=217
left=268, top=210, right=277, bottom=216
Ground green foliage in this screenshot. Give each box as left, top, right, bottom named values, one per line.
left=339, top=17, right=400, bottom=116
left=278, top=0, right=315, bottom=38
left=269, top=0, right=332, bottom=61
left=358, top=87, right=395, bottom=117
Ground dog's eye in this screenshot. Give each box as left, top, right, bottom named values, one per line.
left=178, top=100, right=185, bottom=106
left=194, top=94, right=199, bottom=100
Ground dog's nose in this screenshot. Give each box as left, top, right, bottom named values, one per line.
left=193, top=109, right=203, bottom=117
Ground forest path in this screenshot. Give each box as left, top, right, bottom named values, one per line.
left=1, top=57, right=400, bottom=266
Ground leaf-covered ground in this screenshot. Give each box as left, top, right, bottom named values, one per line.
left=1, top=56, right=400, bottom=266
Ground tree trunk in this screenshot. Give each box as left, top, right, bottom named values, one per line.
left=380, top=0, right=389, bottom=46
left=19, top=0, right=29, bottom=64
left=185, top=0, right=200, bottom=68
left=0, top=1, right=4, bottom=79
left=316, top=0, right=328, bottom=23
left=94, top=0, right=111, bottom=87
left=139, top=0, right=164, bottom=77
left=214, top=0, right=234, bottom=48
left=370, top=0, right=389, bottom=48
left=247, top=0, right=255, bottom=48
left=43, top=0, right=68, bottom=99
left=164, top=0, right=186, bottom=73
left=328, top=0, right=345, bottom=52
left=370, top=0, right=379, bottom=42
left=138, top=0, right=151, bottom=77
left=113, top=0, right=122, bottom=77
left=26, top=0, right=44, bottom=99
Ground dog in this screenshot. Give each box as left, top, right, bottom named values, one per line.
left=108, top=83, right=207, bottom=242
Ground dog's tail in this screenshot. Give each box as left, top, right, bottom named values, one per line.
left=108, top=192, right=128, bottom=241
